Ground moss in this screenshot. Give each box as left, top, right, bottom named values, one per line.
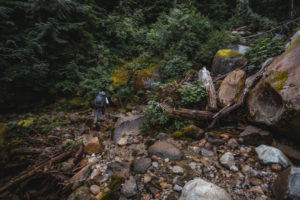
left=183, top=125, right=201, bottom=135
left=266, top=70, right=288, bottom=93
left=0, top=123, right=7, bottom=146
left=285, top=35, right=300, bottom=53
left=110, top=66, right=131, bottom=89
left=69, top=97, right=85, bottom=108
left=213, top=49, right=243, bottom=64
left=109, top=176, right=124, bottom=190
left=173, top=131, right=184, bottom=138
left=132, top=66, right=157, bottom=91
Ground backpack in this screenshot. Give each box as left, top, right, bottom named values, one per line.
left=95, top=94, right=106, bottom=107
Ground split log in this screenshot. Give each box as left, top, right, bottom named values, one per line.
left=172, top=108, right=214, bottom=121
left=198, top=67, right=217, bottom=110
left=207, top=58, right=274, bottom=129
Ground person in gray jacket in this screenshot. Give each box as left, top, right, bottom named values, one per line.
left=94, top=91, right=109, bottom=124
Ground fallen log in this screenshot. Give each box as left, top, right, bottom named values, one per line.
left=207, top=58, right=274, bottom=129
left=172, top=108, right=214, bottom=121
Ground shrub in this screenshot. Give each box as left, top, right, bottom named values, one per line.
left=245, top=36, right=285, bottom=68
left=178, top=81, right=207, bottom=105
left=141, top=100, right=170, bottom=134
left=160, top=55, right=193, bottom=81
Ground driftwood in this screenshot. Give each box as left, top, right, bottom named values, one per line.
left=172, top=108, right=214, bottom=121
left=198, top=67, right=217, bottom=110
left=207, top=58, right=274, bottom=129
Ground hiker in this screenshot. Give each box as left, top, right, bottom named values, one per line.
left=94, top=91, right=109, bottom=124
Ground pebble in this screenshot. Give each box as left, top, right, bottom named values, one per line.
left=152, top=162, right=159, bottom=168
left=172, top=166, right=184, bottom=174
left=90, top=185, right=101, bottom=195
left=173, top=184, right=183, bottom=192
left=189, top=162, right=196, bottom=170
left=143, top=175, right=151, bottom=183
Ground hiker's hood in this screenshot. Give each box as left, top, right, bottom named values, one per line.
left=99, top=91, right=106, bottom=95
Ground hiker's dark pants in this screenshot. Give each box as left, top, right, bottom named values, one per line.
left=94, top=106, right=105, bottom=124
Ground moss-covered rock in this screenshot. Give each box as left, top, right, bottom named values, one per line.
left=132, top=65, right=159, bottom=91
left=211, top=49, right=246, bottom=76
left=173, top=131, right=184, bottom=138
left=183, top=125, right=205, bottom=139
left=266, top=70, right=288, bottom=93
left=247, top=31, right=300, bottom=140
left=110, top=66, right=131, bottom=89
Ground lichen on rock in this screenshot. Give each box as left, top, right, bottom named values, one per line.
left=266, top=70, right=288, bottom=93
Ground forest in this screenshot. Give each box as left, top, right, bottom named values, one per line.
left=0, top=0, right=300, bottom=200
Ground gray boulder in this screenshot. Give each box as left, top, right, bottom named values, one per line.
left=113, top=115, right=146, bottom=142
left=272, top=167, right=300, bottom=200
left=179, top=178, right=232, bottom=200
left=255, top=145, right=291, bottom=169
left=148, top=141, right=182, bottom=160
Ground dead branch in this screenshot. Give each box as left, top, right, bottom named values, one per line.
left=207, top=58, right=274, bottom=129
left=0, top=150, right=72, bottom=193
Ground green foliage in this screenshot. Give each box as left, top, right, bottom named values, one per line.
left=79, top=67, right=112, bottom=98
left=0, top=0, right=285, bottom=110
left=141, top=100, right=170, bottom=134
left=63, top=139, right=82, bottom=150
left=228, top=0, right=275, bottom=29
left=245, top=36, right=285, bottom=67
left=160, top=55, right=192, bottom=81
left=178, top=82, right=207, bottom=105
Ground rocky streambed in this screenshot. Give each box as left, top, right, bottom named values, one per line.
left=64, top=110, right=300, bottom=200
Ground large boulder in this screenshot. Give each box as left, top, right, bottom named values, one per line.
left=179, top=178, right=232, bottom=200
left=218, top=69, right=246, bottom=106
left=148, top=141, right=182, bottom=160
left=247, top=32, right=300, bottom=139
left=211, top=49, right=247, bottom=76
left=113, top=115, right=146, bottom=142
left=272, top=167, right=300, bottom=200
